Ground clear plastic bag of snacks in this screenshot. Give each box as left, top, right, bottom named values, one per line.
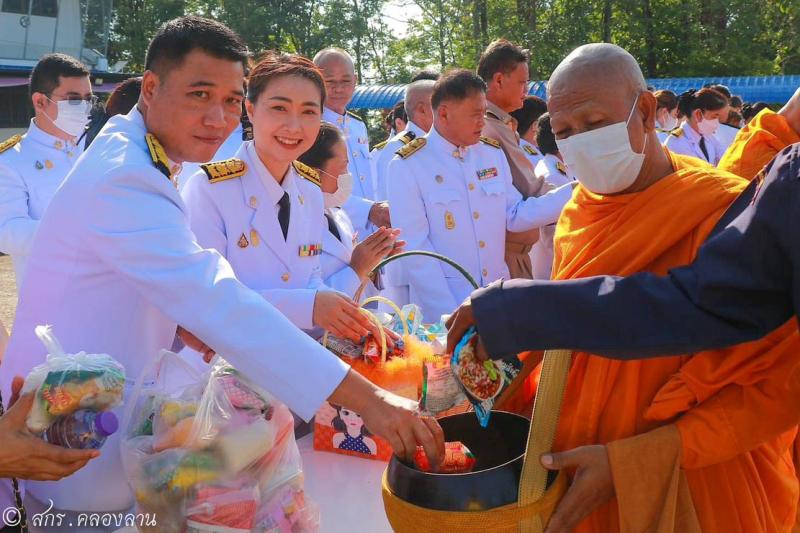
left=122, top=350, right=318, bottom=532
left=22, top=325, right=125, bottom=433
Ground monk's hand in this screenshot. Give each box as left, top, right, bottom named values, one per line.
left=0, top=392, right=100, bottom=480
left=779, top=87, right=800, bottom=135
left=177, top=326, right=216, bottom=363
left=541, top=445, right=615, bottom=533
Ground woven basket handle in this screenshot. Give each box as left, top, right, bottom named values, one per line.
left=353, top=250, right=479, bottom=303
left=517, top=349, right=572, bottom=533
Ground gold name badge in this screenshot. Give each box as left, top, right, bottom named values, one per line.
left=445, top=211, right=456, bottom=230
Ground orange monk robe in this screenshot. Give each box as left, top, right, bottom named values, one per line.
left=533, top=151, right=800, bottom=532
left=719, top=108, right=800, bottom=180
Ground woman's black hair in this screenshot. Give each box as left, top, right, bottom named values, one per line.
left=331, top=404, right=372, bottom=436
left=297, top=121, right=344, bottom=170
left=535, top=112, right=558, bottom=156
left=677, top=88, right=727, bottom=118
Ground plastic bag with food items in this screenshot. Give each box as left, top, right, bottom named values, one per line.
left=121, top=350, right=318, bottom=532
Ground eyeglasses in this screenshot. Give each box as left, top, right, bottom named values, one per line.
left=47, top=94, right=99, bottom=106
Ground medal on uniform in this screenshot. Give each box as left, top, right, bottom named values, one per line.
left=35, top=160, right=44, bottom=170
left=237, top=233, right=249, bottom=248
left=477, top=167, right=498, bottom=180
left=45, top=159, right=53, bottom=169
left=444, top=211, right=456, bottom=230
left=299, top=244, right=322, bottom=257
left=250, top=229, right=260, bottom=247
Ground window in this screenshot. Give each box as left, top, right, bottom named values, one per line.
left=2, top=0, right=59, bottom=18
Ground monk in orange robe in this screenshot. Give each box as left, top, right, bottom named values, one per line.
left=520, top=45, right=800, bottom=533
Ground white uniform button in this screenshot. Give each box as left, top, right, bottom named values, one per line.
left=473, top=211, right=480, bottom=220
left=281, top=273, right=290, bottom=282
left=479, top=240, right=486, bottom=248
left=468, top=183, right=475, bottom=191
left=249, top=196, right=258, bottom=208
left=360, top=175, right=365, bottom=181
left=482, top=268, right=488, bottom=277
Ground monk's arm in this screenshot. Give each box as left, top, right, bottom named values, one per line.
left=472, top=144, right=800, bottom=360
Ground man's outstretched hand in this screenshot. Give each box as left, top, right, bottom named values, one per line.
left=0, top=389, right=100, bottom=481
left=445, top=298, right=489, bottom=361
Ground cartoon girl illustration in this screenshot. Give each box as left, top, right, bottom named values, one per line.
left=331, top=405, right=377, bottom=455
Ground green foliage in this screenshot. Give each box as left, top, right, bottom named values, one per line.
left=105, top=0, right=800, bottom=80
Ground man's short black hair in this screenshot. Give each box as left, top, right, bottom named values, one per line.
left=510, top=95, right=547, bottom=137
left=431, top=69, right=487, bottom=109
left=477, top=39, right=529, bottom=82
left=145, top=16, right=249, bottom=76
left=410, top=69, right=440, bottom=82
left=535, top=113, right=558, bottom=156
left=29, top=53, right=90, bottom=97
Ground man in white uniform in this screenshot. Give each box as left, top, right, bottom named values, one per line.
left=387, top=70, right=574, bottom=321
left=314, top=48, right=390, bottom=231
left=0, top=17, right=442, bottom=531
left=0, top=54, right=93, bottom=286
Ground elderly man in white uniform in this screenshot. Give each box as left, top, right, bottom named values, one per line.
left=387, top=69, right=574, bottom=321
left=0, top=53, right=92, bottom=286
left=0, top=17, right=442, bottom=532
left=315, top=48, right=390, bottom=232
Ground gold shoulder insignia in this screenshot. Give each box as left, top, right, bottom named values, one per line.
left=293, top=160, right=321, bottom=187
left=523, top=144, right=539, bottom=156
left=145, top=133, right=172, bottom=178
left=373, top=139, right=389, bottom=151
left=201, top=158, right=247, bottom=184
left=399, top=131, right=416, bottom=145
left=669, top=128, right=684, bottom=138
left=0, top=134, right=21, bottom=154
left=346, top=110, right=364, bottom=122
left=556, top=161, right=568, bottom=175
left=396, top=137, right=426, bottom=159
left=479, top=136, right=501, bottom=149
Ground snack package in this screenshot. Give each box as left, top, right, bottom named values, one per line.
left=22, top=325, right=125, bottom=433
left=122, top=351, right=318, bottom=532
left=451, top=327, right=522, bottom=427
left=414, top=441, right=476, bottom=474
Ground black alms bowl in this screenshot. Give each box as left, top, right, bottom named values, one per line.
left=386, top=411, right=545, bottom=512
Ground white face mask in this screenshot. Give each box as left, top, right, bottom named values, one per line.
left=556, top=96, right=647, bottom=195
left=697, top=116, right=720, bottom=136
left=659, top=114, right=678, bottom=131
left=45, top=98, right=92, bottom=138
left=323, top=172, right=353, bottom=209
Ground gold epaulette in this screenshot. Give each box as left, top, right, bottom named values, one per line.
left=396, top=138, right=426, bottom=159
left=669, top=128, right=684, bottom=138
left=293, top=160, right=321, bottom=187
left=201, top=158, right=247, bottom=184
left=556, top=161, right=568, bottom=175
left=399, top=131, right=416, bottom=145
left=0, top=134, right=21, bottom=154
left=346, top=110, right=364, bottom=122
left=145, top=133, right=172, bottom=178
left=373, top=139, right=389, bottom=151
left=523, top=144, right=539, bottom=156
left=479, top=136, right=501, bottom=148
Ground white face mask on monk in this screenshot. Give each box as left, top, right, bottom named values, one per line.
left=556, top=96, right=647, bottom=195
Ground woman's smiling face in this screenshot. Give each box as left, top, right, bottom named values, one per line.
left=247, top=74, right=323, bottom=167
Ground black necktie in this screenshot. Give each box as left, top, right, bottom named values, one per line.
left=325, top=212, right=342, bottom=242
left=699, top=136, right=710, bottom=162
left=278, top=191, right=290, bottom=240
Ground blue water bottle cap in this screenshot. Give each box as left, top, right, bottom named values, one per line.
left=95, top=411, right=119, bottom=437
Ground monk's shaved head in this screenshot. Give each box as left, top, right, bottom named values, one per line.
left=405, top=80, right=435, bottom=119
left=550, top=43, right=646, bottom=102
left=313, top=47, right=355, bottom=74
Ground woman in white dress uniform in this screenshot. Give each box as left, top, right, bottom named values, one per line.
left=653, top=89, right=679, bottom=144
left=664, top=88, right=727, bottom=166
left=181, top=52, right=377, bottom=342
left=298, top=122, right=404, bottom=298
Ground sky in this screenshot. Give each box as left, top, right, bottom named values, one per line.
left=382, top=0, right=422, bottom=38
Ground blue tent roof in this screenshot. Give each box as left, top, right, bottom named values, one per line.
left=349, top=76, right=800, bottom=109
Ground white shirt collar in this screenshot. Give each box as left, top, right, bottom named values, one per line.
left=127, top=107, right=181, bottom=176
left=323, top=107, right=347, bottom=127
left=427, top=126, right=471, bottom=159
left=28, top=118, right=79, bottom=151
left=245, top=141, right=294, bottom=205
left=406, top=121, right=427, bottom=138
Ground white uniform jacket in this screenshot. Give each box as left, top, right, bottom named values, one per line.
left=321, top=207, right=362, bottom=297
left=519, top=139, right=545, bottom=172
left=181, top=141, right=329, bottom=330
left=664, top=121, right=723, bottom=166
left=0, top=120, right=83, bottom=284
left=0, top=107, right=348, bottom=513
left=386, top=127, right=574, bottom=321
left=532, top=154, right=576, bottom=279
left=323, top=107, right=375, bottom=231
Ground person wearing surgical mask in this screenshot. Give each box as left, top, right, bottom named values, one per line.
left=299, top=122, right=405, bottom=296
left=0, top=53, right=93, bottom=287
left=664, top=88, right=727, bottom=165
left=653, top=89, right=679, bottom=144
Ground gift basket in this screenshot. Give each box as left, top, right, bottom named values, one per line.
left=121, top=350, right=318, bottom=532
left=313, top=251, right=479, bottom=461
left=382, top=348, right=573, bottom=533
